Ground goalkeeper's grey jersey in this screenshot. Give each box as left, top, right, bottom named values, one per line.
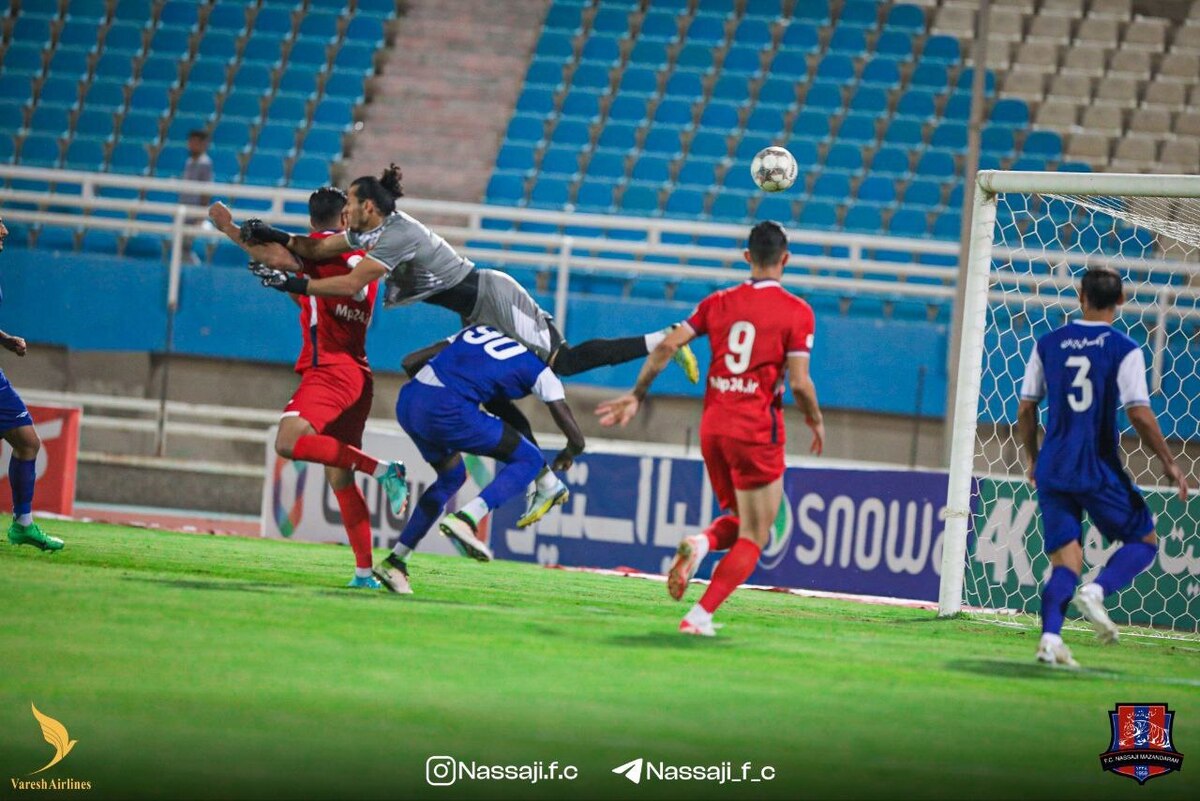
left=346, top=211, right=475, bottom=307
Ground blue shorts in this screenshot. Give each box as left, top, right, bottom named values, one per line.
left=395, top=382, right=504, bottom=466
left=0, top=369, right=32, bottom=433
left=1038, top=471, right=1154, bottom=554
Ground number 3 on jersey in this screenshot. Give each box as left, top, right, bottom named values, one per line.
left=725, top=321, right=757, bottom=374
left=1065, top=355, right=1093, bottom=412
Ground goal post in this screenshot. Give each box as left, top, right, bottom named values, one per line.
left=938, top=170, right=1200, bottom=637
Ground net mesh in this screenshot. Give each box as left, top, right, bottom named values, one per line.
left=963, top=190, right=1200, bottom=639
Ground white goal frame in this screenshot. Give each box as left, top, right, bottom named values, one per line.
left=938, top=170, right=1200, bottom=619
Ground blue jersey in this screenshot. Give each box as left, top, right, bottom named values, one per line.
left=1020, top=320, right=1150, bottom=493
left=416, top=325, right=564, bottom=406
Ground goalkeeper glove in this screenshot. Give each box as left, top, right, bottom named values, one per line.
left=248, top=262, right=309, bottom=294
left=240, top=218, right=292, bottom=246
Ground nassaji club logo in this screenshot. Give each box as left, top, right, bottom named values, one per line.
left=1099, top=704, right=1184, bottom=784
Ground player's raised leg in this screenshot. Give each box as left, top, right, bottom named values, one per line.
left=442, top=434, right=544, bottom=563
left=3, top=415, right=63, bottom=552
left=668, top=515, right=739, bottom=601
left=1073, top=529, right=1157, bottom=645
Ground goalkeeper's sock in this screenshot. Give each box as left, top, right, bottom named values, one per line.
left=292, top=434, right=383, bottom=476
left=1095, top=541, right=1157, bottom=596
left=704, top=515, right=740, bottom=552
left=698, top=537, right=761, bottom=614
left=9, top=456, right=35, bottom=526
left=333, top=484, right=373, bottom=569
left=1040, top=565, right=1079, bottom=635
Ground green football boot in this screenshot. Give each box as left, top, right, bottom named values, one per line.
left=7, top=521, right=64, bottom=552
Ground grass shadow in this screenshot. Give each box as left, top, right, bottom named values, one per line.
left=123, top=576, right=285, bottom=595
left=947, top=658, right=1125, bottom=682
left=609, top=632, right=735, bottom=649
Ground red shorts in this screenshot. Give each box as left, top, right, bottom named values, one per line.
left=283, top=364, right=373, bottom=448
left=701, top=434, right=785, bottom=513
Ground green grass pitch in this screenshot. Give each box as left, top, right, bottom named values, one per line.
left=1, top=521, right=1197, bottom=800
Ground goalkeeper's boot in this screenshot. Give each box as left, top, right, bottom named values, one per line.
left=372, top=553, right=413, bottom=595
left=379, top=461, right=410, bottom=517
left=1036, top=634, right=1079, bottom=668
left=1071, top=583, right=1119, bottom=644
left=516, top=477, right=569, bottom=529
left=439, top=512, right=493, bottom=563
left=347, top=574, right=382, bottom=590
left=7, top=521, right=64, bottom=552
left=664, top=325, right=700, bottom=384
left=666, top=534, right=708, bottom=601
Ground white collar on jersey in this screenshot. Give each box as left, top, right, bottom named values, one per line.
left=745, top=279, right=782, bottom=289
left=1073, top=319, right=1113, bottom=327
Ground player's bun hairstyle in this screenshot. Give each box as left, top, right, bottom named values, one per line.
left=308, top=186, right=348, bottom=229
left=747, top=220, right=789, bottom=266
left=1081, top=266, right=1123, bottom=311
left=350, top=163, right=404, bottom=215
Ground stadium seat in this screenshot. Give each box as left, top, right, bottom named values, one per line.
left=747, top=106, right=787, bottom=136
left=541, top=147, right=581, bottom=178
left=486, top=172, right=525, bottom=205
left=981, top=125, right=1015, bottom=157
left=663, top=189, right=706, bottom=219
left=874, top=31, right=913, bottom=60
left=811, top=173, right=851, bottom=201
left=628, top=41, right=669, bottom=68
left=642, top=126, right=685, bottom=157
left=592, top=7, right=630, bottom=36
left=757, top=77, right=797, bottom=107
left=581, top=35, right=621, bottom=66
left=724, top=47, right=763, bottom=75
left=888, top=208, right=929, bottom=237
left=185, top=58, right=229, bottom=90
left=909, top=63, right=948, bottom=90
left=886, top=3, right=925, bottom=33
left=843, top=205, right=883, bottom=233
left=549, top=119, right=590, bottom=147
left=525, top=59, right=563, bottom=90
left=290, top=156, right=330, bottom=187
left=903, top=179, right=942, bottom=210
left=298, top=126, right=344, bottom=160
left=921, top=35, right=960, bottom=66
left=1, top=44, right=46, bottom=77
left=240, top=150, right=284, bottom=186
left=197, top=31, right=240, bottom=62
left=81, top=228, right=122, bottom=256
left=990, top=98, right=1029, bottom=128
left=836, top=114, right=877, bottom=145
left=544, top=4, right=584, bottom=33
left=333, top=43, right=376, bottom=74
left=815, top=54, right=855, bottom=82
left=617, top=68, right=657, bottom=97
left=857, top=175, right=898, bottom=207
left=584, top=151, right=626, bottom=184
left=860, top=57, right=902, bottom=89
left=595, top=122, right=636, bottom=152
left=828, top=26, right=867, bottom=56
left=791, top=110, right=829, bottom=141
left=847, top=85, right=887, bottom=116
left=723, top=163, right=759, bottom=193
left=932, top=212, right=962, bottom=240
left=154, top=146, right=187, bottom=175
left=689, top=130, right=728, bottom=160
left=146, top=25, right=193, bottom=59
left=35, top=226, right=78, bottom=252
left=734, top=134, right=771, bottom=161
left=11, top=15, right=55, bottom=47
left=956, top=68, right=995, bottom=95
left=46, top=48, right=90, bottom=80
left=312, top=97, right=354, bottom=128
left=496, top=144, right=536, bottom=174
left=676, top=159, right=719, bottom=189
left=516, top=88, right=555, bottom=116
left=630, top=154, right=671, bottom=184
left=118, top=110, right=162, bottom=142
left=915, top=150, right=956, bottom=179
left=699, top=101, right=739, bottom=131
left=756, top=195, right=795, bottom=224
left=798, top=200, right=838, bottom=230
left=676, top=43, right=716, bottom=73
left=930, top=122, right=967, bottom=152
left=1023, top=130, right=1062, bottom=160
left=569, top=64, right=610, bottom=92
left=76, top=108, right=118, bottom=140
left=561, top=90, right=602, bottom=122
left=619, top=184, right=661, bottom=215
left=208, top=3, right=248, bottom=33
left=575, top=181, right=616, bottom=213
left=63, top=137, right=106, bottom=171
left=211, top=118, right=252, bottom=149
left=164, top=113, right=207, bottom=145
left=290, top=39, right=333, bottom=71
left=779, top=22, right=820, bottom=52
left=123, top=233, right=164, bottom=261
left=871, top=146, right=910, bottom=177
left=38, top=77, right=80, bottom=109
left=109, top=141, right=149, bottom=174
left=793, top=0, right=831, bottom=24
left=804, top=82, right=842, bottom=113
left=824, top=143, right=864, bottom=174
left=686, top=13, right=727, bottom=46
left=709, top=192, right=753, bottom=223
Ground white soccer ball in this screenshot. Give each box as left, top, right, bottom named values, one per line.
left=750, top=146, right=798, bottom=192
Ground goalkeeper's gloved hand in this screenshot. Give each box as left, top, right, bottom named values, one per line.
left=240, top=218, right=291, bottom=246
left=248, top=262, right=309, bottom=294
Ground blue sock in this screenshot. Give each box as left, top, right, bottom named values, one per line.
left=1041, top=565, right=1079, bottom=635
left=480, top=438, right=542, bottom=511
left=398, top=461, right=466, bottom=551
left=1095, top=541, right=1157, bottom=597
left=8, top=456, right=35, bottom=525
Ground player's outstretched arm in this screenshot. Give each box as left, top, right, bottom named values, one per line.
left=596, top=323, right=696, bottom=426
left=305, top=257, right=388, bottom=298
left=546, top=399, right=586, bottom=471
left=1127, top=405, right=1191, bottom=500
left=240, top=218, right=350, bottom=261
left=0, top=329, right=27, bottom=357
left=787, top=353, right=824, bottom=455
left=209, top=202, right=302, bottom=272
left=1016, top=399, right=1040, bottom=486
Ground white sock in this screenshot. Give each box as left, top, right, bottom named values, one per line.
left=355, top=567, right=373, bottom=578
left=391, top=543, right=412, bottom=561
left=17, top=513, right=33, bottom=526
left=372, top=461, right=390, bottom=479
left=690, top=533, right=710, bottom=563
left=685, top=603, right=713, bottom=627
left=535, top=469, right=560, bottom=493
left=644, top=330, right=667, bottom=350
left=1080, top=582, right=1103, bottom=599
left=1040, top=632, right=1063, bottom=647
left=459, top=497, right=490, bottom=525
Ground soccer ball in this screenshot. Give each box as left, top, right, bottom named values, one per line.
left=750, top=146, right=798, bottom=192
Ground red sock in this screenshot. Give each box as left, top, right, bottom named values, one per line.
left=333, top=484, right=373, bottom=569
left=698, top=538, right=761, bottom=614
left=292, top=434, right=381, bottom=476
left=704, top=515, right=740, bottom=551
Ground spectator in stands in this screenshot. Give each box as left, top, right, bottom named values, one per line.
left=181, top=130, right=214, bottom=263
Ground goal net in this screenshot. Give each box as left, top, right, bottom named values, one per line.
left=939, top=171, right=1200, bottom=639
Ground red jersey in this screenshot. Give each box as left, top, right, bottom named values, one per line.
left=292, top=230, right=377, bottom=373
left=685, top=279, right=815, bottom=445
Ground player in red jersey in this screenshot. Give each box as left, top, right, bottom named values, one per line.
left=210, top=189, right=408, bottom=588
left=597, top=221, right=825, bottom=635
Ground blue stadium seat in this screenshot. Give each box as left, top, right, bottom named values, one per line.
left=94, top=51, right=136, bottom=83
left=755, top=195, right=795, bottom=223
left=581, top=35, right=621, bottom=65
left=837, top=113, right=877, bottom=144
left=1, top=44, right=46, bottom=77
left=35, top=226, right=79, bottom=252
left=903, top=179, right=941, bottom=209
left=618, top=68, right=657, bottom=97
left=619, top=184, right=660, bottom=215
left=313, top=97, right=354, bottom=127
left=541, top=146, right=581, bottom=177
left=250, top=5, right=294, bottom=35
left=81, top=228, right=122, bottom=255
left=146, top=25, right=193, bottom=59
left=860, top=57, right=902, bottom=88
left=114, top=0, right=152, bottom=20
left=66, top=0, right=109, bottom=22
left=525, top=59, right=563, bottom=90
left=486, top=172, right=525, bottom=205
left=734, top=18, right=772, bottom=47
left=982, top=124, right=1015, bottom=157
left=664, top=188, right=706, bottom=219
left=676, top=158, right=719, bottom=188
left=210, top=118, right=252, bottom=149
left=810, top=172, right=851, bottom=200
left=197, top=31, right=240, bottom=61
left=1023, top=130, right=1062, bottom=160
left=709, top=73, right=749, bottom=104
left=653, top=98, right=693, bottom=127
left=909, top=62, right=948, bottom=89
left=804, top=82, right=842, bottom=112
left=123, top=232, right=164, bottom=261
left=39, top=77, right=80, bottom=108
left=940, top=91, right=971, bottom=121
left=585, top=151, right=625, bottom=180
left=843, top=205, right=883, bottom=233
left=757, top=77, right=797, bottom=107
left=609, top=95, right=648, bottom=124
left=642, top=126, right=685, bottom=157
left=956, top=68, right=995, bottom=95
left=154, top=145, right=187, bottom=175
left=699, top=101, right=739, bottom=131
left=138, top=54, right=178, bottom=85
left=29, top=105, right=70, bottom=136
left=792, top=0, right=831, bottom=24
left=888, top=208, right=928, bottom=237
left=221, top=90, right=264, bottom=121
left=161, top=0, right=200, bottom=27
left=592, top=7, right=630, bottom=36
left=255, top=123, right=296, bottom=153
left=990, top=98, right=1029, bottom=127
left=276, top=65, right=318, bottom=97
left=686, top=13, right=728, bottom=46
left=289, top=38, right=334, bottom=71
left=815, top=54, right=855, bottom=82
left=290, top=156, right=330, bottom=187
left=76, top=108, right=118, bottom=140
left=595, top=121, right=636, bottom=152
left=298, top=11, right=340, bottom=39
left=231, top=62, right=273, bottom=92
left=824, top=143, right=864, bottom=174
left=798, top=200, right=838, bottom=229
left=63, top=137, right=106, bottom=170
left=840, top=0, right=880, bottom=28
left=333, top=43, right=376, bottom=74
left=1010, top=156, right=1047, bottom=172
left=886, top=3, right=925, bottom=32
left=631, top=154, right=671, bottom=183
left=856, top=175, right=897, bottom=206
left=353, top=0, right=400, bottom=18
left=208, top=3, right=248, bottom=33
left=11, top=15, right=55, bottom=47
left=164, top=113, right=207, bottom=144
left=848, top=85, right=887, bottom=115
left=549, top=119, right=591, bottom=147
left=46, top=48, right=90, bottom=80
left=921, top=35, right=960, bottom=65
left=779, top=21, right=819, bottom=51
left=109, top=141, right=149, bottom=174
left=128, top=81, right=171, bottom=114
left=517, top=88, right=555, bottom=116
left=243, top=151, right=285, bottom=186
left=709, top=192, right=753, bottom=222
left=628, top=41, right=669, bottom=68
left=496, top=144, right=536, bottom=173
left=874, top=31, right=913, bottom=60
left=744, top=0, right=784, bottom=17
left=827, top=26, right=867, bottom=55
left=663, top=71, right=702, bottom=100
left=1056, top=160, right=1092, bottom=173
left=675, top=43, right=715, bottom=73
left=723, top=47, right=764, bottom=75
left=870, top=146, right=910, bottom=177
left=640, top=11, right=680, bottom=43
left=882, top=118, right=923, bottom=148
left=734, top=134, right=771, bottom=161
left=689, top=131, right=728, bottom=159
left=185, top=57, right=228, bottom=90
left=570, top=63, right=610, bottom=92
left=575, top=180, right=616, bottom=213
left=561, top=90, right=603, bottom=121
left=915, top=150, right=956, bottom=179
left=60, top=20, right=102, bottom=50
left=790, top=109, right=829, bottom=141
left=894, top=89, right=935, bottom=121
left=930, top=121, right=967, bottom=151
left=17, top=134, right=59, bottom=167
left=932, top=211, right=962, bottom=240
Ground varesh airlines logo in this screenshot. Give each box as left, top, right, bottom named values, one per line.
left=28, top=704, right=76, bottom=775
left=612, top=758, right=644, bottom=785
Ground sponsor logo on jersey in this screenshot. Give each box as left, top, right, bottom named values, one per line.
left=709, top=376, right=760, bottom=395
left=333, top=304, right=370, bottom=325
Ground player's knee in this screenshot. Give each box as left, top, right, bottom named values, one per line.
left=274, top=437, right=294, bottom=459
left=11, top=427, right=40, bottom=461
left=430, top=460, right=467, bottom=502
